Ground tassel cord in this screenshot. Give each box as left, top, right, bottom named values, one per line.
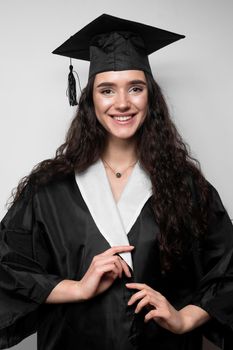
left=66, top=59, right=82, bottom=106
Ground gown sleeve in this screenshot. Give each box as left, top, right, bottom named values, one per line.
left=0, top=184, right=63, bottom=349
left=191, top=183, right=233, bottom=349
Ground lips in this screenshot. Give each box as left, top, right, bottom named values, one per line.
left=113, top=115, right=133, bottom=121
left=110, top=113, right=136, bottom=122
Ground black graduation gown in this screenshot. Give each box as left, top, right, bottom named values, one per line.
left=0, top=164, right=233, bottom=349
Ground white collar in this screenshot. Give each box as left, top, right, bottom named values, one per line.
left=75, top=159, right=152, bottom=270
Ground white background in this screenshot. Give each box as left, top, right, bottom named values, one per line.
left=0, top=0, right=232, bottom=349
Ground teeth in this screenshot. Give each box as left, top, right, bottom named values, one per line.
left=113, top=116, right=132, bottom=121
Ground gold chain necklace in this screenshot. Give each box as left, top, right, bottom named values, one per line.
left=102, top=159, right=137, bottom=178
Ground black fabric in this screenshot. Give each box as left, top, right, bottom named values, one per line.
left=0, top=184, right=63, bottom=349
left=0, top=175, right=233, bottom=349
left=88, top=31, right=153, bottom=77
left=52, top=14, right=185, bottom=77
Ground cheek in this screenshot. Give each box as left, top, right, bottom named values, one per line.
left=93, top=95, right=112, bottom=116
left=133, top=94, right=148, bottom=113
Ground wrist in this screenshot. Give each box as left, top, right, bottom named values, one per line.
left=45, top=279, right=86, bottom=303
left=74, top=280, right=87, bottom=302
left=177, top=309, right=193, bottom=334
left=178, top=305, right=210, bottom=334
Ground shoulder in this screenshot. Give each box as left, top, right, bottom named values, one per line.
left=34, top=172, right=77, bottom=201
left=1, top=173, right=77, bottom=231
left=7, top=173, right=76, bottom=214
left=183, top=171, right=229, bottom=218
left=37, top=172, right=76, bottom=191
left=205, top=182, right=230, bottom=220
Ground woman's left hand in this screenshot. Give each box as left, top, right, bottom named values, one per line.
left=126, top=283, right=185, bottom=334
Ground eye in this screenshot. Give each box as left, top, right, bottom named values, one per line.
left=129, top=86, right=144, bottom=94
left=100, top=88, right=114, bottom=95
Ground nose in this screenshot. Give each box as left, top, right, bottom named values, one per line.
left=114, top=91, right=130, bottom=111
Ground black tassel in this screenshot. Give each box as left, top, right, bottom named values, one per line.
left=68, top=65, right=78, bottom=106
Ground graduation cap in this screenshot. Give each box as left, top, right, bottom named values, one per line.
left=52, top=14, right=185, bottom=105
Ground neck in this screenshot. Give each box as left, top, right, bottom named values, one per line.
left=102, top=136, right=138, bottom=168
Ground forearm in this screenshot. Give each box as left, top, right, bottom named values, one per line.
left=45, top=279, right=84, bottom=304
left=179, top=304, right=211, bottom=333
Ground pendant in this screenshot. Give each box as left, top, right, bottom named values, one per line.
left=116, top=172, right=122, bottom=178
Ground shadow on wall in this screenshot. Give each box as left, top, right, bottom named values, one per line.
left=204, top=337, right=220, bottom=350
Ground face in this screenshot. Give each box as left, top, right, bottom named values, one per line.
left=93, top=70, right=148, bottom=141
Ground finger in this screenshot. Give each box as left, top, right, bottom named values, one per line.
left=145, top=307, right=172, bottom=323
left=101, top=246, right=134, bottom=257
left=134, top=295, right=150, bottom=314
left=125, top=283, right=151, bottom=291
left=92, top=255, right=122, bottom=266
left=92, top=254, right=131, bottom=278
left=100, top=256, right=122, bottom=278
left=128, top=289, right=147, bottom=305
left=112, top=256, right=123, bottom=278
left=119, top=258, right=131, bottom=278
left=96, top=263, right=120, bottom=278
left=135, top=295, right=156, bottom=314
left=104, top=269, right=119, bottom=280
left=144, top=309, right=159, bottom=323
left=126, top=283, right=163, bottom=300
left=110, top=258, right=125, bottom=279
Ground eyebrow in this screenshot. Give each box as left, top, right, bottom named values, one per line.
left=96, top=80, right=147, bottom=88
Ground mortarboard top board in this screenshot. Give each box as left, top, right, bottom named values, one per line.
left=52, top=14, right=185, bottom=78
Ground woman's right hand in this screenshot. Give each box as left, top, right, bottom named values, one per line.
left=45, top=245, right=134, bottom=304
left=78, top=245, right=134, bottom=300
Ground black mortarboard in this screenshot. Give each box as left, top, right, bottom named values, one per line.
left=52, top=14, right=185, bottom=105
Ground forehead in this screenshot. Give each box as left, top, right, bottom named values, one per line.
left=93, top=70, right=146, bottom=86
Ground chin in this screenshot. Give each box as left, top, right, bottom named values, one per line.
left=109, top=132, right=138, bottom=140
left=106, top=126, right=140, bottom=140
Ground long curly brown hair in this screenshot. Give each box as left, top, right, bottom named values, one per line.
left=12, top=71, right=209, bottom=269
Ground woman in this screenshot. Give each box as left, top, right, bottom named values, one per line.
left=0, top=14, right=233, bottom=350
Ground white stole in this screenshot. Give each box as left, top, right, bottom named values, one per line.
left=75, top=159, right=152, bottom=270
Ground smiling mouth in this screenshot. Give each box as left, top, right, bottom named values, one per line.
left=111, top=115, right=135, bottom=121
